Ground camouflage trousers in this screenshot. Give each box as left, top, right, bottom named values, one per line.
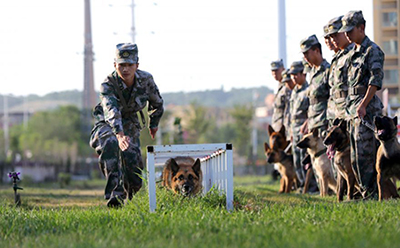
left=89, top=122, right=143, bottom=200
left=292, top=134, right=307, bottom=186
left=348, top=118, right=378, bottom=197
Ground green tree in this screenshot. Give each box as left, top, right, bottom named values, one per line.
left=184, top=101, right=213, bottom=144
left=230, top=104, right=253, bottom=158
left=12, top=106, right=85, bottom=173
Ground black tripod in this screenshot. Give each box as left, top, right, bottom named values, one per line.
left=8, top=172, right=23, bottom=206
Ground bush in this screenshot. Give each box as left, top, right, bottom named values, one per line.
left=58, top=172, right=71, bottom=188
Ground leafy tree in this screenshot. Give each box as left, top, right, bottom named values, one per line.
left=184, top=101, right=213, bottom=144
left=10, top=106, right=85, bottom=173
left=230, top=104, right=253, bottom=158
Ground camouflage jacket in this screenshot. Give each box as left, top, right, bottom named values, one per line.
left=346, top=36, right=384, bottom=120
left=327, top=53, right=339, bottom=122
left=272, top=82, right=291, bottom=131
left=283, top=88, right=293, bottom=137
left=329, top=43, right=355, bottom=120
left=290, top=81, right=309, bottom=136
left=92, top=70, right=164, bottom=135
left=307, top=59, right=330, bottom=130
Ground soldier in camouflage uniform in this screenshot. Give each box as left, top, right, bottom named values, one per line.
left=281, top=69, right=294, bottom=139
left=270, top=59, right=291, bottom=132
left=300, top=35, right=331, bottom=138
left=89, top=43, right=164, bottom=207
left=340, top=10, right=384, bottom=198
left=328, top=16, right=354, bottom=120
left=323, top=17, right=342, bottom=125
left=289, top=61, right=309, bottom=187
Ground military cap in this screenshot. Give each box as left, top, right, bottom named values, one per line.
left=271, top=59, right=284, bottom=70
left=300, top=34, right=320, bottom=53
left=323, top=24, right=330, bottom=38
left=115, top=43, right=139, bottom=64
left=288, top=61, right=304, bottom=75
left=324, top=15, right=343, bottom=37
left=339, top=10, right=365, bottom=33
left=281, top=69, right=291, bottom=83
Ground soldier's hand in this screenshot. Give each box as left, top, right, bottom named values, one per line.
left=116, top=132, right=130, bottom=151
left=357, top=104, right=366, bottom=119
left=150, top=127, right=158, bottom=139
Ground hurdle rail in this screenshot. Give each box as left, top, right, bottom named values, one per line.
left=146, top=143, right=233, bottom=212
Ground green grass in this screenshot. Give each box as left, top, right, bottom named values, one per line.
left=1, top=176, right=400, bottom=248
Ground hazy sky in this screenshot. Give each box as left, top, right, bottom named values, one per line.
left=0, top=0, right=373, bottom=96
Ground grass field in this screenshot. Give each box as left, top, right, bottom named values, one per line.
left=1, top=176, right=400, bottom=248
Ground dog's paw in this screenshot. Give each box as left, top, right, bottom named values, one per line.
left=107, top=195, right=124, bottom=208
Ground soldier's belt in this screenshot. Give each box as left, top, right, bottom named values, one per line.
left=348, top=86, right=366, bottom=96
left=309, top=97, right=327, bottom=105
left=333, top=90, right=347, bottom=99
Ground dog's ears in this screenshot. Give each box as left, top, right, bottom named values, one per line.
left=192, top=158, right=201, bottom=173
left=393, top=116, right=398, bottom=126
left=170, top=158, right=180, bottom=174
left=312, top=128, right=318, bottom=137
left=333, top=118, right=341, bottom=126
left=264, top=142, right=270, bottom=151
left=338, top=119, right=346, bottom=129
left=279, top=125, right=286, bottom=136
left=267, top=125, right=275, bottom=136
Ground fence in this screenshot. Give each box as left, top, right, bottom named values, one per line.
left=146, top=143, right=233, bottom=212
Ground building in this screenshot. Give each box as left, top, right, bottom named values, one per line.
left=373, top=0, right=399, bottom=103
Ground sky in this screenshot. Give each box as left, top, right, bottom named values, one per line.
left=0, top=0, right=373, bottom=97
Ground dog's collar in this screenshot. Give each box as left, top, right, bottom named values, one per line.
left=315, top=148, right=327, bottom=158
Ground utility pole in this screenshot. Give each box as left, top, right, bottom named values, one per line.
left=131, top=0, right=136, bottom=44
left=278, top=0, right=287, bottom=67
left=82, top=0, right=96, bottom=140
left=83, top=0, right=96, bottom=111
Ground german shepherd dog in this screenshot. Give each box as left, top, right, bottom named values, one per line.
left=297, top=129, right=337, bottom=197
left=162, top=156, right=203, bottom=196
left=374, top=116, right=400, bottom=201
left=264, top=125, right=298, bottom=193
left=324, top=119, right=360, bottom=201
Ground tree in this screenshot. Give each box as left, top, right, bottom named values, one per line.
left=230, top=104, right=253, bottom=158
left=184, top=101, right=213, bottom=144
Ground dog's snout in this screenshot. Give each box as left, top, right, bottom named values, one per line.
left=182, top=184, right=192, bottom=193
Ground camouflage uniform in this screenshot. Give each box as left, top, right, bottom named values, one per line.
left=330, top=43, right=355, bottom=119
left=281, top=69, right=293, bottom=139
left=325, top=15, right=355, bottom=121
left=289, top=62, right=309, bottom=185
left=89, top=43, right=164, bottom=202
left=271, top=60, right=290, bottom=132
left=300, top=35, right=331, bottom=138
left=340, top=11, right=384, bottom=197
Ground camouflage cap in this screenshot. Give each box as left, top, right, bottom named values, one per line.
left=288, top=61, right=304, bottom=75
left=115, top=43, right=139, bottom=64
left=281, top=69, right=291, bottom=83
left=338, top=10, right=365, bottom=33
left=324, top=15, right=343, bottom=36
left=271, top=59, right=284, bottom=70
left=323, top=24, right=330, bottom=38
left=300, top=34, right=320, bottom=53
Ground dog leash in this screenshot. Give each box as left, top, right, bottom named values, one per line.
left=361, top=118, right=376, bottom=134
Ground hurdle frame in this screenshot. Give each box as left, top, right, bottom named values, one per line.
left=146, top=143, right=233, bottom=212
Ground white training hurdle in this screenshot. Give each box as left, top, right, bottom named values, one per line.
left=146, top=143, right=234, bottom=212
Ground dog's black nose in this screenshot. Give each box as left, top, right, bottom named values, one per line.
left=182, top=184, right=192, bottom=193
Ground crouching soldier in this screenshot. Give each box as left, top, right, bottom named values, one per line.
left=89, top=43, right=164, bottom=207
